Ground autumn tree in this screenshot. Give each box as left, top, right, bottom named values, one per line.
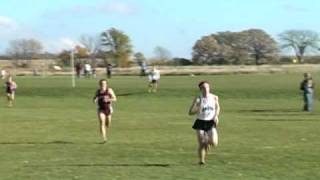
left=213, top=31, right=248, bottom=64
left=75, top=45, right=89, bottom=59
left=58, top=46, right=89, bottom=66
left=100, top=28, right=133, bottom=67
left=192, top=34, right=233, bottom=64
left=279, top=30, right=320, bottom=63
left=58, top=50, right=72, bottom=66
left=242, top=29, right=278, bottom=65
left=192, top=29, right=278, bottom=65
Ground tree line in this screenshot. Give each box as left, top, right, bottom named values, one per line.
left=193, top=29, right=320, bottom=65
left=3, top=28, right=320, bottom=67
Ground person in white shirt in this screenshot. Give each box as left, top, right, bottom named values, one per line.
left=84, top=63, right=92, bottom=78
left=148, top=66, right=160, bottom=93
left=1, top=69, right=7, bottom=79
left=188, top=81, right=220, bottom=165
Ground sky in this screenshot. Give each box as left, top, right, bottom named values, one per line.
left=0, top=0, right=320, bottom=58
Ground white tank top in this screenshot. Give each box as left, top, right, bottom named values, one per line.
left=196, top=93, right=216, bottom=121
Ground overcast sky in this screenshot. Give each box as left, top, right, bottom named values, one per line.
left=0, top=0, right=319, bottom=58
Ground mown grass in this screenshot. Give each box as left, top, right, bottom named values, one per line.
left=0, top=73, right=319, bottom=180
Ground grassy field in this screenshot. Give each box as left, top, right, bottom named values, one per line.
left=0, top=73, right=319, bottom=180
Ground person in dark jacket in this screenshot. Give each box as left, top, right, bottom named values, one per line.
left=300, top=73, right=315, bottom=112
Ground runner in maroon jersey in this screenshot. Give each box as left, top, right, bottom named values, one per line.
left=93, top=79, right=117, bottom=143
left=5, top=76, right=18, bottom=107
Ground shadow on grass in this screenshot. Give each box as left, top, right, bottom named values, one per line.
left=0, top=141, right=74, bottom=145
left=68, top=163, right=171, bottom=167
left=117, top=91, right=146, bottom=97
left=28, top=163, right=171, bottom=168
left=240, top=109, right=300, bottom=113
left=238, top=109, right=319, bottom=117
left=256, top=118, right=318, bottom=122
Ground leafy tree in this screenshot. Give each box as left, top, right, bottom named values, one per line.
left=192, top=34, right=233, bottom=64
left=58, top=50, right=72, bottom=66
left=242, top=29, right=278, bottom=65
left=58, top=46, right=89, bottom=66
left=279, top=30, right=320, bottom=63
left=75, top=45, right=89, bottom=59
left=192, top=29, right=278, bottom=65
left=134, top=52, right=146, bottom=66
left=214, top=31, right=248, bottom=64
left=100, top=28, right=133, bottom=67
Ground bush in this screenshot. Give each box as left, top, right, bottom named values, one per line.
left=173, top=58, right=193, bottom=66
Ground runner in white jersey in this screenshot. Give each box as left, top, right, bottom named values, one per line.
left=148, top=66, right=160, bottom=93
left=188, top=81, right=220, bottom=165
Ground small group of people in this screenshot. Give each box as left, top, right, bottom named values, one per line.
left=75, top=63, right=96, bottom=78
left=75, top=62, right=114, bottom=79
left=76, top=63, right=114, bottom=79
left=105, top=62, right=160, bottom=92
left=96, top=63, right=161, bottom=93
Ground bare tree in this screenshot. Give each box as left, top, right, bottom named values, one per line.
left=79, top=34, right=100, bottom=64
left=79, top=34, right=100, bottom=54
left=6, top=38, right=43, bottom=60
left=153, top=46, right=172, bottom=61
left=279, top=30, right=320, bottom=63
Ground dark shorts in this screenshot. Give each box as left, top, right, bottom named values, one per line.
left=151, top=79, right=158, bottom=83
left=6, top=90, right=15, bottom=94
left=98, top=105, right=112, bottom=116
left=192, top=119, right=216, bottom=131
left=98, top=109, right=110, bottom=116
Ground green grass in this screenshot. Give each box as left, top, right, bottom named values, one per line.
left=0, top=74, right=320, bottom=180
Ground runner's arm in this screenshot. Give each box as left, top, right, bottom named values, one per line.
left=188, top=97, right=199, bottom=115
left=108, top=88, right=117, bottom=102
